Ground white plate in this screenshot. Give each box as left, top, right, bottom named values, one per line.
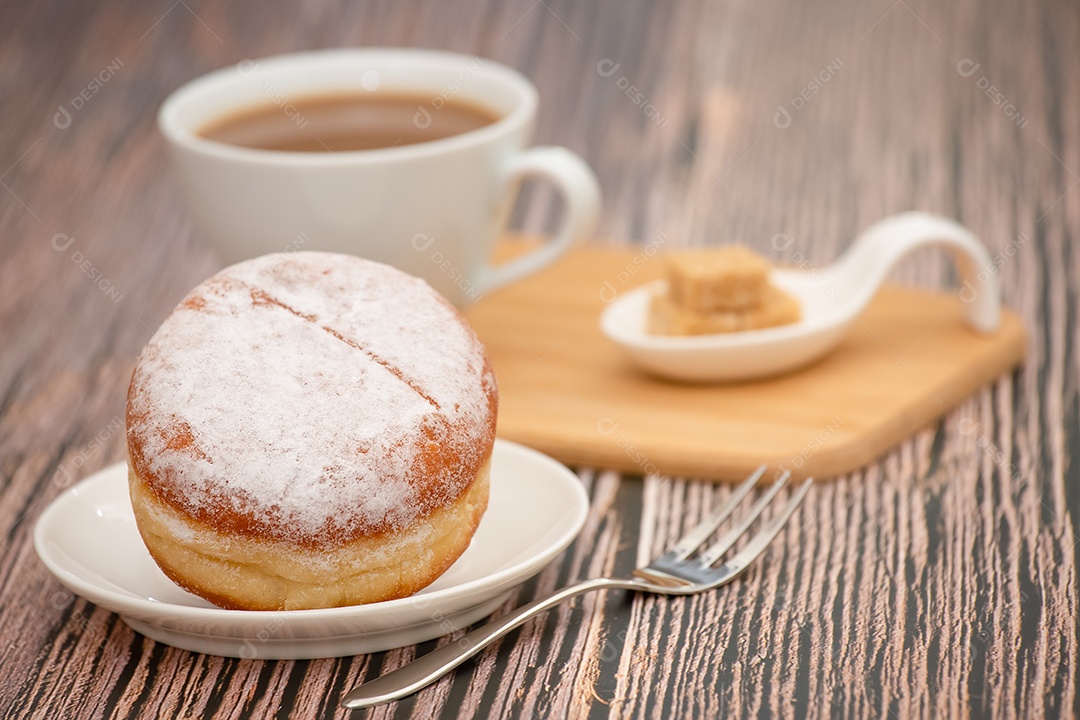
left=34, top=439, right=589, bottom=659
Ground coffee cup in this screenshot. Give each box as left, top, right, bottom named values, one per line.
left=158, top=48, right=600, bottom=305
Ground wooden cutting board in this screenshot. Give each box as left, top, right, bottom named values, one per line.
left=463, top=242, right=1026, bottom=481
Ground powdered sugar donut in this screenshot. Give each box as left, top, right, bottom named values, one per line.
left=125, top=252, right=497, bottom=611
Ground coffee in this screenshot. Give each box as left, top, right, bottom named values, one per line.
left=162, top=49, right=599, bottom=306
left=197, top=92, right=501, bottom=152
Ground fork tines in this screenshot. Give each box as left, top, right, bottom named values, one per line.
left=671, top=466, right=811, bottom=568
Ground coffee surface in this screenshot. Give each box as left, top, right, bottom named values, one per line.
left=198, top=91, right=501, bottom=152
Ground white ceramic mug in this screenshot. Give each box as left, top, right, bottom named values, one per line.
left=158, top=48, right=600, bottom=305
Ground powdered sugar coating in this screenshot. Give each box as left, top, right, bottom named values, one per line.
left=126, top=252, right=498, bottom=548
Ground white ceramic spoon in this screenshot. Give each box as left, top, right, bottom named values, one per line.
left=600, top=212, right=1001, bottom=382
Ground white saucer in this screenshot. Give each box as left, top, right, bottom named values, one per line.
left=33, top=440, right=589, bottom=659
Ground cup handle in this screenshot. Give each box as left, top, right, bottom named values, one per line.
left=473, top=146, right=600, bottom=295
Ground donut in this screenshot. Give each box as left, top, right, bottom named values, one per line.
left=125, top=252, right=498, bottom=611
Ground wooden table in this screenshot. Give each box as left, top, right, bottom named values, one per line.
left=2, top=0, right=1077, bottom=717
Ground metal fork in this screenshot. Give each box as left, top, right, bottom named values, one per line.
left=341, top=466, right=812, bottom=710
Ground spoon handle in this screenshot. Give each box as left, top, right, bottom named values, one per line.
left=835, top=212, right=1001, bottom=332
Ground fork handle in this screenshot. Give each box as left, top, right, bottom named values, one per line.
left=340, top=577, right=638, bottom=709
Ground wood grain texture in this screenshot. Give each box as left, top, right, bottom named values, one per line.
left=0, top=0, right=1078, bottom=718
left=466, top=243, right=1026, bottom=481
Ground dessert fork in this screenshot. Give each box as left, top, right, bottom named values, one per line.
left=341, top=466, right=812, bottom=709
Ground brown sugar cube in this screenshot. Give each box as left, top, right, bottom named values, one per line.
left=666, top=245, right=771, bottom=312
left=648, top=284, right=801, bottom=336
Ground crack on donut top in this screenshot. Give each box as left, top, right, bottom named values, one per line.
left=243, top=284, right=442, bottom=411
left=125, top=252, right=497, bottom=548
